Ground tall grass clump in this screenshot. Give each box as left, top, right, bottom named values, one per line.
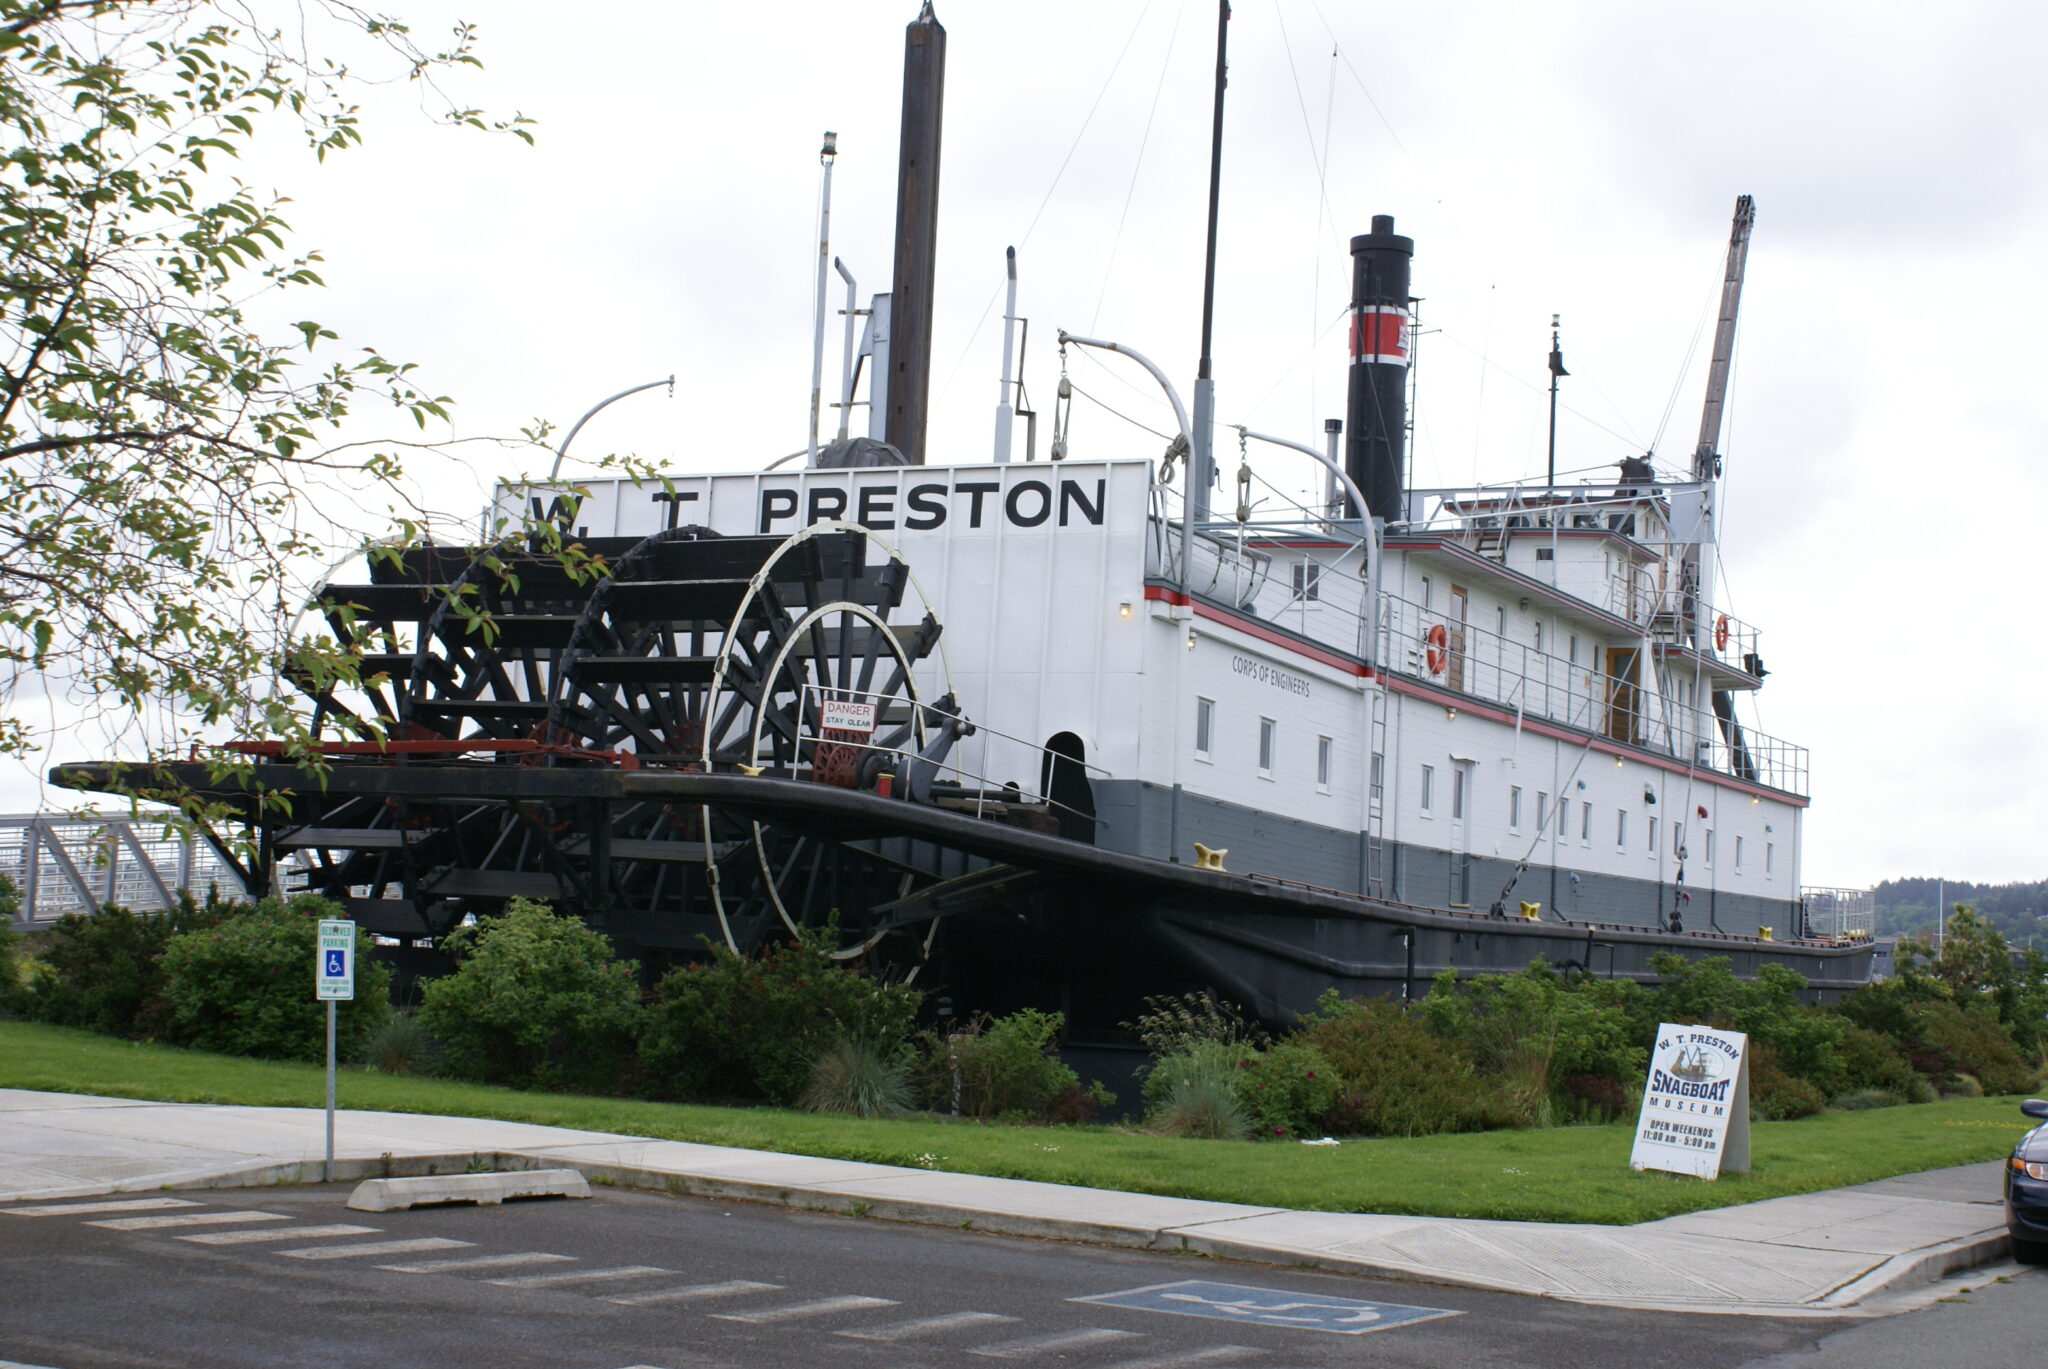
left=798, top=1036, right=914, bottom=1118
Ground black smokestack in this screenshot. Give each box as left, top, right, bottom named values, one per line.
left=884, top=3, right=945, bottom=465
left=1345, top=214, right=1413, bottom=521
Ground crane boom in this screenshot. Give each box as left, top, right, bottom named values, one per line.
left=1693, top=194, right=1756, bottom=483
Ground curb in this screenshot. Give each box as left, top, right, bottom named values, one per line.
left=1811, top=1228, right=2012, bottom=1309
left=23, top=1148, right=2015, bottom=1314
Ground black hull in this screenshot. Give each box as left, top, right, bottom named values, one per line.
left=53, top=760, right=1873, bottom=1027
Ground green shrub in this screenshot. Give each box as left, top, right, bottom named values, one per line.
left=1416, top=963, right=1647, bottom=1125
left=1126, top=992, right=1265, bottom=1057
left=1235, top=1039, right=1340, bottom=1138
left=798, top=1036, right=914, bottom=1117
left=362, top=1008, right=429, bottom=1075
left=158, top=896, right=389, bottom=1062
left=1297, top=990, right=1488, bottom=1137
left=1832, top=1024, right=1919, bottom=1098
left=915, top=1008, right=1084, bottom=1122
left=0, top=874, right=23, bottom=1017
left=1911, top=1000, right=2035, bottom=1095
left=1748, top=1045, right=1826, bottom=1120
left=25, top=890, right=234, bottom=1036
left=641, top=925, right=920, bottom=1105
left=418, top=899, right=642, bottom=1091
left=1146, top=1043, right=1249, bottom=1140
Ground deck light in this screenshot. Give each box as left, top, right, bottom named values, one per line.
left=1119, top=601, right=1132, bottom=618
left=1186, top=631, right=1196, bottom=650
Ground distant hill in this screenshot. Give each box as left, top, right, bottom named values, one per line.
left=1873, top=877, right=2048, bottom=949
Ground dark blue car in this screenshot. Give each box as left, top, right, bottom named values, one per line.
left=2007, top=1098, right=2048, bottom=1262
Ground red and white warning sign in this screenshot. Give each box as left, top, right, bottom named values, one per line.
left=813, top=697, right=878, bottom=788
left=820, top=698, right=877, bottom=735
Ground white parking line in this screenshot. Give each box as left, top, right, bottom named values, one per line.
left=1100, top=1348, right=1267, bottom=1369
left=710, top=1294, right=899, bottom=1325
left=837, top=1311, right=1022, bottom=1342
left=280, top=1237, right=472, bottom=1260
left=969, top=1327, right=1146, bottom=1358
left=0, top=1359, right=68, bottom=1368
left=381, top=1251, right=576, bottom=1275
left=604, top=1279, right=783, bottom=1307
left=179, top=1224, right=382, bottom=1246
left=4, top=1197, right=202, bottom=1217
left=488, top=1265, right=675, bottom=1289
left=87, top=1211, right=290, bottom=1231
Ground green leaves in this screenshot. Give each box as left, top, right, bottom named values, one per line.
left=0, top=1, right=538, bottom=833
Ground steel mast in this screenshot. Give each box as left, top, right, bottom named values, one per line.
left=1187, top=0, right=1230, bottom=521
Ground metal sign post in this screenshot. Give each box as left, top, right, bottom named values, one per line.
left=315, top=919, right=355, bottom=1183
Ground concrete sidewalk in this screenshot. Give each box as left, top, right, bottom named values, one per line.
left=0, top=1088, right=2012, bottom=1316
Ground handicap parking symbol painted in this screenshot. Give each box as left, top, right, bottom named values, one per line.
left=1073, top=1280, right=1460, bottom=1336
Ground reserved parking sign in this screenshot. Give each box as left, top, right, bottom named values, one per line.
left=315, top=919, right=355, bottom=1002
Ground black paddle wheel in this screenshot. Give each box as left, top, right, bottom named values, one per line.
left=276, top=521, right=963, bottom=970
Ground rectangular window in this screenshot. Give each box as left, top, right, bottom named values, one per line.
left=1534, top=622, right=1544, bottom=654
left=1292, top=562, right=1322, bottom=602
left=1495, top=606, right=1506, bottom=637
left=1316, top=735, right=1333, bottom=792
left=1766, top=842, right=1775, bottom=876
left=1420, top=764, right=1435, bottom=814
left=1452, top=767, right=1467, bottom=820
left=1705, top=830, right=1716, bottom=865
left=1735, top=835, right=1745, bottom=871
left=1615, top=809, right=1628, bottom=848
left=1370, top=752, right=1384, bottom=805
left=1580, top=802, right=1591, bottom=842
left=1536, top=547, right=1554, bottom=562
left=1509, top=786, right=1523, bottom=829
left=1647, top=816, right=1658, bottom=854
left=1421, top=575, right=1433, bottom=611
left=1559, top=798, right=1570, bottom=837
left=1194, top=697, right=1214, bottom=760
left=1258, top=717, right=1276, bottom=777
left=1569, top=633, right=1580, bottom=665
left=1536, top=792, right=1550, bottom=830
left=1674, top=822, right=1685, bottom=858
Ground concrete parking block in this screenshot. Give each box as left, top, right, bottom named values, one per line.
left=346, top=1168, right=591, bottom=1212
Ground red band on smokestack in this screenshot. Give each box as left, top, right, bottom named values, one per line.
left=1349, top=306, right=1409, bottom=365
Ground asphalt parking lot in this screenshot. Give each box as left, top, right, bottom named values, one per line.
left=0, top=1181, right=1923, bottom=1369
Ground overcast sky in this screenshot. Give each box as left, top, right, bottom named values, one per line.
left=14, top=0, right=2048, bottom=889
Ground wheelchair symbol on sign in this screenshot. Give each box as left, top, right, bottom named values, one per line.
left=324, top=950, right=345, bottom=976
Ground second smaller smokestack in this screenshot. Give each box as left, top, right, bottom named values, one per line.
left=1345, top=214, right=1413, bottom=523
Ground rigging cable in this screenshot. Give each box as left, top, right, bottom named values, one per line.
left=933, top=0, right=1163, bottom=407
left=1647, top=271, right=1721, bottom=459
left=1090, top=0, right=1188, bottom=332
left=1431, top=328, right=1642, bottom=448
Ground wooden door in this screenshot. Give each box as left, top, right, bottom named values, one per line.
left=1605, top=646, right=1640, bottom=744
left=1448, top=585, right=1468, bottom=692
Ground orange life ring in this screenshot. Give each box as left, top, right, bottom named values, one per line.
left=1713, top=614, right=1730, bottom=651
left=1424, top=623, right=1448, bottom=674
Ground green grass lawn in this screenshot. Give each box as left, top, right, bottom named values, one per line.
left=0, top=1019, right=2032, bottom=1225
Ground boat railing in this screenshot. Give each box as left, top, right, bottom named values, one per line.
left=1376, top=592, right=1809, bottom=795
left=794, top=683, right=1110, bottom=829
left=1799, top=885, right=1875, bottom=940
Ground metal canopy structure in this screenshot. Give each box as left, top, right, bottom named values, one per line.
left=0, top=813, right=250, bottom=925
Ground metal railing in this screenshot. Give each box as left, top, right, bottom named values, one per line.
left=792, top=684, right=1111, bottom=831
left=1375, top=593, right=1808, bottom=794
left=1801, top=886, right=1875, bottom=941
